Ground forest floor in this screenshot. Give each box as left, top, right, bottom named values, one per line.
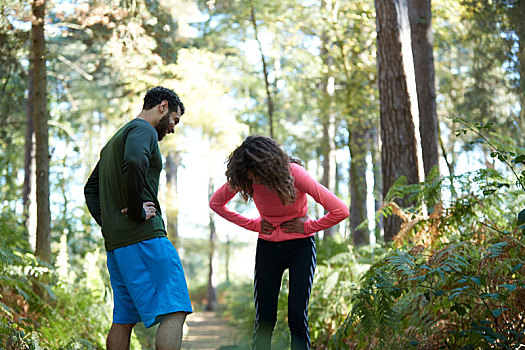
left=181, top=311, right=243, bottom=350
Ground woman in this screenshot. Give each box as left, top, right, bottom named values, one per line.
left=209, top=135, right=349, bottom=350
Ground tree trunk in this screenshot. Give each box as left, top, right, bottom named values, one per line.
left=321, top=112, right=337, bottom=240
left=408, top=0, right=439, bottom=178
left=23, top=69, right=35, bottom=241
left=349, top=128, right=369, bottom=245
left=515, top=0, right=525, bottom=141
left=206, top=179, right=217, bottom=311
left=250, top=2, right=274, bottom=138
left=225, top=234, right=230, bottom=286
left=370, top=126, right=383, bottom=241
left=32, top=0, right=51, bottom=263
left=165, top=151, right=181, bottom=244
left=320, top=0, right=338, bottom=240
left=375, top=0, right=422, bottom=241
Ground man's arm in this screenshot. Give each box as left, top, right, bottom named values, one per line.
left=121, top=125, right=156, bottom=221
left=84, top=161, right=102, bottom=226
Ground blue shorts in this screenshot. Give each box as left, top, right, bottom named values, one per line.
left=106, top=237, right=193, bottom=328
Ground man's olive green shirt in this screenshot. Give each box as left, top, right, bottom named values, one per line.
left=84, top=118, right=167, bottom=251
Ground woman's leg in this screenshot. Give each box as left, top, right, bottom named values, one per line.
left=252, top=239, right=285, bottom=350
left=287, top=237, right=316, bottom=350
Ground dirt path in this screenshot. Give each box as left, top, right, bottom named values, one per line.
left=181, top=311, right=243, bottom=350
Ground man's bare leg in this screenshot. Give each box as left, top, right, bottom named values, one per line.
left=107, top=323, right=136, bottom=350
left=156, top=312, right=188, bottom=350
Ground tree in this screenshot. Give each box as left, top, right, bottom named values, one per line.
left=374, top=0, right=423, bottom=241
left=349, top=128, right=369, bottom=245
left=0, top=0, right=30, bottom=231
left=32, top=0, right=51, bottom=262
left=249, top=1, right=275, bottom=138
left=205, top=179, right=217, bottom=311
left=23, top=69, right=35, bottom=237
left=319, top=0, right=338, bottom=240
left=165, top=151, right=182, bottom=243
left=408, top=0, right=439, bottom=178
left=315, top=0, right=378, bottom=244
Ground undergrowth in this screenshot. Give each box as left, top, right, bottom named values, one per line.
left=332, top=166, right=525, bottom=349
left=0, top=211, right=112, bottom=349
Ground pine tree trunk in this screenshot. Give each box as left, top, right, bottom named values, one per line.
left=321, top=113, right=336, bottom=240
left=408, top=0, right=439, bottom=178
left=206, top=179, right=216, bottom=311
left=250, top=3, right=274, bottom=138
left=32, top=0, right=51, bottom=263
left=516, top=0, right=525, bottom=141
left=349, top=128, right=369, bottom=245
left=375, top=0, right=422, bottom=241
left=320, top=0, right=338, bottom=240
left=23, top=70, right=34, bottom=240
left=165, top=151, right=181, bottom=244
left=370, top=127, right=383, bottom=241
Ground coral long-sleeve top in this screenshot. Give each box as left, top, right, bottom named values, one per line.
left=209, top=163, right=350, bottom=242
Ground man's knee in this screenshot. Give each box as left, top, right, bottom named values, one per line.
left=107, top=323, right=136, bottom=350
left=156, top=312, right=188, bottom=350
left=160, top=311, right=188, bottom=325
left=109, top=322, right=137, bottom=333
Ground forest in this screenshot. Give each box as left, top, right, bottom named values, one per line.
left=1, top=0, right=524, bottom=348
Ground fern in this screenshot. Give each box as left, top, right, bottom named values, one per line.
left=330, top=166, right=525, bottom=349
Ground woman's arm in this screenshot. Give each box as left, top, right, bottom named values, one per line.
left=209, top=182, right=261, bottom=232
left=292, top=163, right=349, bottom=234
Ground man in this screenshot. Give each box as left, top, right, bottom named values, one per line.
left=84, top=86, right=192, bottom=350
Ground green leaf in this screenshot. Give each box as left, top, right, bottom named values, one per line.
left=491, top=308, right=507, bottom=318
left=513, top=155, right=525, bottom=164
left=498, top=284, right=517, bottom=291
left=480, top=293, right=499, bottom=299
left=470, top=277, right=481, bottom=285
left=451, top=304, right=467, bottom=316
left=433, top=290, right=444, bottom=296
left=449, top=291, right=462, bottom=300
left=512, top=263, right=522, bottom=273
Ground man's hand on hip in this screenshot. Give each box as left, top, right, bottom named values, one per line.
left=121, top=201, right=157, bottom=220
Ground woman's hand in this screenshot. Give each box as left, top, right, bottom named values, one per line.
left=121, top=201, right=157, bottom=220
left=281, top=215, right=309, bottom=234
left=260, top=218, right=276, bottom=235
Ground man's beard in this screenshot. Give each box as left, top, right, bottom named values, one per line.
left=156, top=112, right=171, bottom=141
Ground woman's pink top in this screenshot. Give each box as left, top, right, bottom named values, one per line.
left=209, top=163, right=350, bottom=242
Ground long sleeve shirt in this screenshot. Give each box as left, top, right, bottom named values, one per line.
left=209, top=162, right=349, bottom=242
left=84, top=118, right=167, bottom=251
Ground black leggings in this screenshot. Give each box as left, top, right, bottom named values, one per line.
left=252, top=236, right=317, bottom=350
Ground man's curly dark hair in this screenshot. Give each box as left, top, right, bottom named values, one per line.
left=143, top=86, right=185, bottom=115
left=226, top=135, right=302, bottom=205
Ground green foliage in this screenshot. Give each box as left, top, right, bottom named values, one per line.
left=309, top=241, right=377, bottom=347
left=0, top=212, right=44, bottom=350
left=0, top=213, right=112, bottom=349
left=216, top=280, right=254, bottom=348
left=331, top=169, right=525, bottom=349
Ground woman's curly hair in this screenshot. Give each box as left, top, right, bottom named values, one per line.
left=226, top=135, right=302, bottom=205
